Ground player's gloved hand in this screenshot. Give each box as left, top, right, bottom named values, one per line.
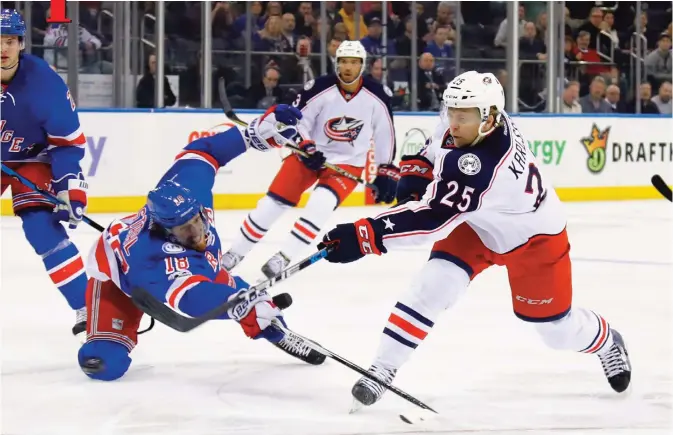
left=227, top=288, right=286, bottom=343
left=297, top=139, right=326, bottom=171
left=372, top=164, right=400, bottom=204
left=317, top=218, right=387, bottom=264
left=53, top=174, right=88, bottom=229
left=245, top=104, right=302, bottom=152
left=396, top=154, right=434, bottom=204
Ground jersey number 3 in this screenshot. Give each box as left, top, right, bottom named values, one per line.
left=525, top=163, right=547, bottom=211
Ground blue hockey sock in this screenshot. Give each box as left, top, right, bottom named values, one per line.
left=20, top=209, right=87, bottom=310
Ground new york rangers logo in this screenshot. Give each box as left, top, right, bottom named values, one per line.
left=173, top=195, right=185, bottom=206
left=324, top=117, right=364, bottom=142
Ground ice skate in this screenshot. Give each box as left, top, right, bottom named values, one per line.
left=261, top=251, right=290, bottom=279
left=350, top=364, right=397, bottom=412
left=72, top=307, right=87, bottom=340
left=598, top=329, right=631, bottom=392
left=221, top=250, right=243, bottom=271
left=273, top=329, right=326, bottom=365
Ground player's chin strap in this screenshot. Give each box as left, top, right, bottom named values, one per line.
left=1, top=163, right=157, bottom=335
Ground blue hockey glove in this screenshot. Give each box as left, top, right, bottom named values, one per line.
left=227, top=288, right=286, bottom=343
left=52, top=173, right=88, bottom=229
left=245, top=104, right=302, bottom=152
left=318, top=218, right=387, bottom=264
left=372, top=164, right=400, bottom=204
left=297, top=139, right=326, bottom=171
left=396, top=154, right=434, bottom=203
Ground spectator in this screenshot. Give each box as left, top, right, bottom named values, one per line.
left=280, top=13, right=297, bottom=50
left=231, top=1, right=263, bottom=38
left=645, top=33, right=672, bottom=88
left=368, top=57, right=384, bottom=83
left=332, top=22, right=349, bottom=41
left=312, top=36, right=342, bottom=75
left=626, top=12, right=659, bottom=50
left=604, top=84, right=626, bottom=113
left=135, top=53, right=177, bottom=108
left=577, top=7, right=604, bottom=50
left=395, top=17, right=426, bottom=59
left=602, top=66, right=629, bottom=99
left=338, top=1, right=367, bottom=40
left=579, top=76, right=612, bottom=113
left=651, top=81, right=672, bottom=115
left=627, top=82, right=660, bottom=114
left=293, top=37, right=315, bottom=84
left=295, top=1, right=315, bottom=37
left=360, top=17, right=388, bottom=56
left=262, top=1, right=283, bottom=24
left=254, top=16, right=290, bottom=53
left=494, top=4, right=525, bottom=47
left=430, top=1, right=461, bottom=36
left=425, top=26, right=454, bottom=79
left=574, top=30, right=608, bottom=78
left=248, top=66, right=284, bottom=109
left=519, top=22, right=546, bottom=60
left=535, top=11, right=548, bottom=43
left=564, top=6, right=583, bottom=34
left=561, top=81, right=582, bottom=113
left=211, top=2, right=234, bottom=40
left=323, top=1, right=340, bottom=27
left=43, top=23, right=113, bottom=73
left=600, top=11, right=619, bottom=48
left=417, top=53, right=444, bottom=110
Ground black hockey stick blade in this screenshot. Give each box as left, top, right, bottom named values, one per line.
left=271, top=320, right=437, bottom=414
left=652, top=175, right=672, bottom=202
left=217, top=77, right=247, bottom=127
left=130, top=248, right=330, bottom=332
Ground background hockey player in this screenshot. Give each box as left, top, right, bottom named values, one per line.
left=317, top=71, right=632, bottom=409
left=1, top=9, right=89, bottom=337
left=79, top=105, right=325, bottom=382
left=221, top=40, right=399, bottom=279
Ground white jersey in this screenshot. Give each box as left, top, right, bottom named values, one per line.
left=371, top=112, right=566, bottom=254
left=293, top=75, right=396, bottom=167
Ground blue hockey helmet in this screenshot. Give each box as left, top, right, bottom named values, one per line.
left=0, top=9, right=26, bottom=38
left=147, top=180, right=202, bottom=228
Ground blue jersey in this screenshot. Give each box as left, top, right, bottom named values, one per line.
left=87, top=126, right=251, bottom=318
left=1, top=54, right=86, bottom=185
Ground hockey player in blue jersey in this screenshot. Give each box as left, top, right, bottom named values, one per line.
left=79, top=105, right=325, bottom=381
left=1, top=9, right=89, bottom=336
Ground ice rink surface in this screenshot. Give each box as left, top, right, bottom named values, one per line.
left=1, top=200, right=672, bottom=435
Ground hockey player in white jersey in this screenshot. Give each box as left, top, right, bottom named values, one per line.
left=317, top=71, right=632, bottom=408
left=221, top=40, right=398, bottom=278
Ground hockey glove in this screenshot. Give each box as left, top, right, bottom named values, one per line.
left=53, top=174, right=88, bottom=229
left=318, top=218, right=386, bottom=264
left=396, top=154, right=434, bottom=204
left=372, top=164, right=400, bottom=204
left=245, top=104, right=302, bottom=152
left=227, top=287, right=286, bottom=343
left=297, top=139, right=326, bottom=171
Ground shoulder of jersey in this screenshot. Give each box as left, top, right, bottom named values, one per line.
left=304, top=74, right=338, bottom=92
left=362, top=76, right=393, bottom=101
left=20, top=54, right=65, bottom=89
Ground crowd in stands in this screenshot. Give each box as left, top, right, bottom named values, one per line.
left=9, top=1, right=672, bottom=113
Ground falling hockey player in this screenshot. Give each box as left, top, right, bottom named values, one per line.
left=79, top=105, right=325, bottom=381
left=317, top=71, right=632, bottom=409
left=1, top=9, right=89, bottom=337
left=221, top=40, right=399, bottom=279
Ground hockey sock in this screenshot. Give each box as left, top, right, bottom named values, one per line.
left=279, top=186, right=338, bottom=260
left=373, top=259, right=470, bottom=369
left=534, top=307, right=614, bottom=355
left=229, top=195, right=289, bottom=257
left=20, top=209, right=87, bottom=310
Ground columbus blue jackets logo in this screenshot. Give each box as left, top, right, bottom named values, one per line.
left=324, top=117, right=364, bottom=142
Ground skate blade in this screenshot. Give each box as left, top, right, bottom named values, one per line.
left=349, top=398, right=365, bottom=414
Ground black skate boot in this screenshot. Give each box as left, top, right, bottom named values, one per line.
left=351, top=364, right=397, bottom=411
left=72, top=307, right=87, bottom=340
left=598, top=329, right=631, bottom=393
left=273, top=329, right=326, bottom=365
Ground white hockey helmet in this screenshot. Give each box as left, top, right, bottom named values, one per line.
left=442, top=71, right=506, bottom=142
left=335, top=40, right=367, bottom=85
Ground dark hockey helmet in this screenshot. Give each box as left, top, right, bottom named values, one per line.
left=147, top=180, right=210, bottom=251
left=0, top=9, right=26, bottom=39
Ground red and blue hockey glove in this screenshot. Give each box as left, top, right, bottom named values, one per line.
left=317, top=218, right=387, bottom=264
left=53, top=174, right=88, bottom=229
left=396, top=154, right=434, bottom=203
left=372, top=164, right=400, bottom=204
left=227, top=288, right=286, bottom=343
left=245, top=104, right=302, bottom=151
left=297, top=139, right=326, bottom=171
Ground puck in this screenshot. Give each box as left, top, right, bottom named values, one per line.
left=272, top=293, right=293, bottom=310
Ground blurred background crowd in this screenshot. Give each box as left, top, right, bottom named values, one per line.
left=7, top=0, right=672, bottom=114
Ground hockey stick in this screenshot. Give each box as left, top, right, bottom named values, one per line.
left=1, top=163, right=106, bottom=232
left=651, top=175, right=672, bottom=202
left=270, top=319, right=438, bottom=414
left=130, top=246, right=331, bottom=333
left=216, top=77, right=379, bottom=192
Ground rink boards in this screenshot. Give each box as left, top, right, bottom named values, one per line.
left=2, top=110, right=672, bottom=214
